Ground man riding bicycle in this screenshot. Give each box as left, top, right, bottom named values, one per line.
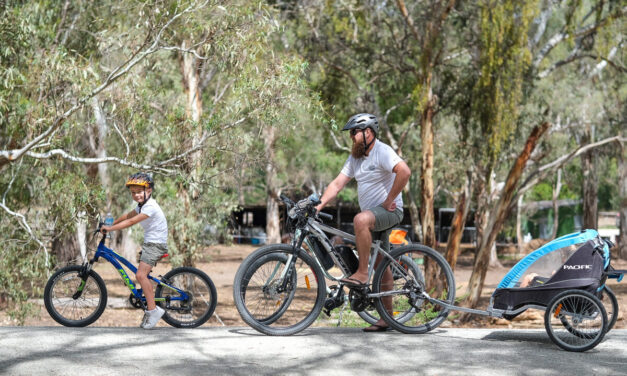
left=315, top=113, right=411, bottom=332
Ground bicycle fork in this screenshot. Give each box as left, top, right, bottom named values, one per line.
left=73, top=262, right=94, bottom=299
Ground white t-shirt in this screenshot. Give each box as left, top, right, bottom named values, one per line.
left=340, top=140, right=404, bottom=211
left=134, top=198, right=168, bottom=244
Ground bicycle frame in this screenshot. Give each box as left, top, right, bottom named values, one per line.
left=282, top=216, right=417, bottom=298
left=85, top=237, right=189, bottom=305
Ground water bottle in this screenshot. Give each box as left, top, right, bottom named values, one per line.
left=104, top=212, right=114, bottom=238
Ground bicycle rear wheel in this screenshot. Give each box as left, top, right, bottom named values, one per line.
left=44, top=265, right=107, bottom=327
left=357, top=254, right=424, bottom=325
left=155, top=267, right=217, bottom=328
left=372, top=244, right=455, bottom=334
left=233, top=244, right=326, bottom=336
left=545, top=289, right=607, bottom=352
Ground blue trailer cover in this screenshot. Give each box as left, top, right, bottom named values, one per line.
left=497, top=229, right=609, bottom=289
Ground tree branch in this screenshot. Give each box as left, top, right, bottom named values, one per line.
left=328, top=130, right=350, bottom=152
left=0, top=0, right=210, bottom=169
left=319, top=55, right=362, bottom=91
left=156, top=116, right=248, bottom=167
left=510, top=135, right=626, bottom=212
left=24, top=150, right=176, bottom=174
left=1, top=166, right=49, bottom=266
left=532, top=6, right=625, bottom=69
left=539, top=49, right=626, bottom=78
left=396, top=0, right=420, bottom=41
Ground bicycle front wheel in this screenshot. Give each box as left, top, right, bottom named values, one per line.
left=155, top=267, right=217, bottom=328
left=44, top=265, right=107, bottom=327
left=372, top=244, right=455, bottom=334
left=233, top=244, right=326, bottom=336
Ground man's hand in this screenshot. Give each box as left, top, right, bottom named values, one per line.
left=100, top=226, right=112, bottom=233
left=381, top=200, right=397, bottom=212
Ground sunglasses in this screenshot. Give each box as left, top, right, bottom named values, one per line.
left=350, top=129, right=364, bottom=136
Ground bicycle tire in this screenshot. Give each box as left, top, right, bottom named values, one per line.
left=357, top=254, right=424, bottom=325
left=601, top=285, right=618, bottom=332
left=233, top=244, right=326, bottom=336
left=240, top=253, right=297, bottom=325
left=545, top=289, right=607, bottom=352
left=44, top=265, right=107, bottom=327
left=372, top=244, right=455, bottom=334
left=155, top=267, right=217, bottom=328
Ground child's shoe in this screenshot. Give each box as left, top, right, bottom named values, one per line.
left=141, top=306, right=165, bottom=329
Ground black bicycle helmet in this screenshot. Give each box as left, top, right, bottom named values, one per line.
left=342, top=113, right=379, bottom=135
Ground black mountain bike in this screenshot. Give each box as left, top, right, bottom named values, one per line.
left=233, top=195, right=455, bottom=335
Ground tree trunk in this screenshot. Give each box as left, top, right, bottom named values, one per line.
left=473, top=169, right=492, bottom=257
left=404, top=185, right=423, bottom=243
left=76, top=211, right=87, bottom=262
left=445, top=169, right=472, bottom=271
left=52, top=234, right=80, bottom=265
left=91, top=97, right=111, bottom=205
left=180, top=39, right=203, bottom=198
left=516, top=195, right=524, bottom=253
left=420, top=78, right=436, bottom=249
left=489, top=240, right=501, bottom=268
left=464, top=122, right=550, bottom=310
left=581, top=141, right=598, bottom=230
left=178, top=40, right=203, bottom=266
left=550, top=169, right=562, bottom=240
left=264, top=126, right=281, bottom=244
left=618, top=138, right=627, bottom=259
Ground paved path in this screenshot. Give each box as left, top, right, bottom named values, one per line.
left=1, top=327, right=625, bottom=375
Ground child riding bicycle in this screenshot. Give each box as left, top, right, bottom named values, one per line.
left=100, top=172, right=168, bottom=329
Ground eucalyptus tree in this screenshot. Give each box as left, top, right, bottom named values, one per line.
left=280, top=0, right=465, bottom=247
left=456, top=0, right=625, bottom=309
left=0, top=0, right=316, bottom=321
left=1, top=0, right=200, bottom=321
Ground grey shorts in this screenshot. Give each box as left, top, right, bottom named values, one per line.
left=367, top=205, right=404, bottom=250
left=139, top=242, right=168, bottom=267
left=369, top=205, right=404, bottom=231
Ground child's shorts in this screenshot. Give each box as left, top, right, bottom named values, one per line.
left=139, top=242, right=168, bottom=267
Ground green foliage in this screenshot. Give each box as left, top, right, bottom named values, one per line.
left=0, top=0, right=624, bottom=324
left=468, top=0, right=538, bottom=165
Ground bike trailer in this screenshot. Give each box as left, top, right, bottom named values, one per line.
left=491, top=229, right=610, bottom=313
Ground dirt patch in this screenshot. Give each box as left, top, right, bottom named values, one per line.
left=1, top=244, right=625, bottom=329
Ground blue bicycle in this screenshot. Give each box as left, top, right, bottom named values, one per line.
left=44, top=222, right=217, bottom=328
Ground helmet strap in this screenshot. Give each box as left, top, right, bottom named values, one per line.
left=137, top=187, right=151, bottom=213
left=363, top=129, right=375, bottom=155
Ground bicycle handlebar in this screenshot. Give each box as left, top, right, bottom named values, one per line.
left=318, top=212, right=333, bottom=221
left=281, top=194, right=335, bottom=224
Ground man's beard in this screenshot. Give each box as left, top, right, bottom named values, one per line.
left=351, top=139, right=367, bottom=158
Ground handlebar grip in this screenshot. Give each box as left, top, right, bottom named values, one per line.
left=318, top=212, right=333, bottom=221
left=280, top=195, right=294, bottom=206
